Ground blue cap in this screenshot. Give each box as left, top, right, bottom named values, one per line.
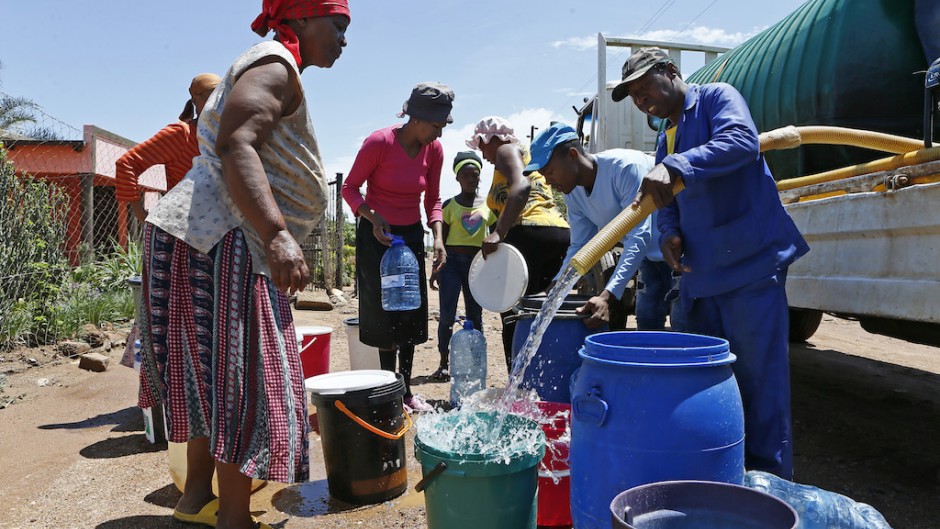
left=524, top=122, right=579, bottom=175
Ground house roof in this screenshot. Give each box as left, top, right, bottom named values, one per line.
left=2, top=139, right=85, bottom=151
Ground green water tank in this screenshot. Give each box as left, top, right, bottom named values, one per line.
left=686, top=0, right=929, bottom=179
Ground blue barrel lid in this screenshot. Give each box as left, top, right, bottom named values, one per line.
left=580, top=331, right=735, bottom=367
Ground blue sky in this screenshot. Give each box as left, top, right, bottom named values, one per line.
left=3, top=1, right=804, bottom=213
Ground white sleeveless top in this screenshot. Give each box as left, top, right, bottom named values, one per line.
left=147, top=41, right=328, bottom=277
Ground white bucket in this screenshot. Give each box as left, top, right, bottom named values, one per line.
left=344, top=318, right=381, bottom=370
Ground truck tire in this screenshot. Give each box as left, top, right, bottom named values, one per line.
left=789, top=308, right=823, bottom=342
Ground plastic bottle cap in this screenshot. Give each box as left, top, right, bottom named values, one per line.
left=462, top=320, right=474, bottom=330
left=468, top=244, right=529, bottom=313
left=390, top=235, right=404, bottom=245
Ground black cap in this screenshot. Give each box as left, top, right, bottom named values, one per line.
left=399, top=82, right=455, bottom=123
left=611, top=47, right=674, bottom=103
left=453, top=150, right=482, bottom=173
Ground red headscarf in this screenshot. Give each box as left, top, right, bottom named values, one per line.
left=251, top=0, right=351, bottom=66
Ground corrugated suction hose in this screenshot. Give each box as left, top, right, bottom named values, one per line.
left=569, top=181, right=685, bottom=276
left=759, top=125, right=930, bottom=155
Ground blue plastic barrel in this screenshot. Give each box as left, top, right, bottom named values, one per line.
left=510, top=294, right=606, bottom=403
left=569, top=331, right=745, bottom=529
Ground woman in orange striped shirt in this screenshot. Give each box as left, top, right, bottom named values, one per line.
left=115, top=73, right=220, bottom=222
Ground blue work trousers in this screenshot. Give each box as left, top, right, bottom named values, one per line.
left=636, top=258, right=686, bottom=331
left=684, top=271, right=793, bottom=479
left=436, top=251, right=483, bottom=358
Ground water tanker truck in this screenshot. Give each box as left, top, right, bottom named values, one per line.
left=575, top=0, right=940, bottom=345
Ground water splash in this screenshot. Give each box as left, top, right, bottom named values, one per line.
left=413, top=265, right=582, bottom=469
left=414, top=409, right=544, bottom=464
left=500, top=266, right=581, bottom=410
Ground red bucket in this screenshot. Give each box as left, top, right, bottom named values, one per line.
left=296, top=326, right=332, bottom=379
left=537, top=401, right=572, bottom=527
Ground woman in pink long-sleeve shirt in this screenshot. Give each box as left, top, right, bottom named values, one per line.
left=341, top=82, right=452, bottom=412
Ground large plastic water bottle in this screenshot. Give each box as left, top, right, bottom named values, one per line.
left=380, top=235, right=420, bottom=311
left=745, top=471, right=893, bottom=529
left=449, top=318, right=487, bottom=407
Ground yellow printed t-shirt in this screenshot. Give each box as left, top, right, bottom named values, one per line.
left=486, top=148, right=569, bottom=229
left=442, top=198, right=497, bottom=247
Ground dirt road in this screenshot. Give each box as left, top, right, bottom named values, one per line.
left=0, top=295, right=937, bottom=529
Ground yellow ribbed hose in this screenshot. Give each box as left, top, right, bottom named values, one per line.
left=567, top=124, right=940, bottom=276
left=759, top=125, right=931, bottom=155
left=761, top=125, right=940, bottom=190
left=776, top=147, right=940, bottom=191
left=569, top=181, right=685, bottom=276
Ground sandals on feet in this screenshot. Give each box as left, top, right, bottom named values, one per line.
left=173, top=498, right=271, bottom=529
left=173, top=498, right=218, bottom=527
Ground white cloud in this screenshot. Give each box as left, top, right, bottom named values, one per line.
left=551, top=35, right=598, bottom=52
left=436, top=107, right=569, bottom=201
left=553, top=25, right=766, bottom=53
left=630, top=25, right=766, bottom=47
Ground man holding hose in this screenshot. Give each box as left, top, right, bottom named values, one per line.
left=524, top=122, right=658, bottom=330
left=615, top=47, right=809, bottom=479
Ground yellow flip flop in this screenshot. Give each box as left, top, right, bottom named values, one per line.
left=173, top=498, right=218, bottom=527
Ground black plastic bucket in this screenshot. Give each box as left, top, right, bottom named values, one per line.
left=611, top=480, right=798, bottom=529
left=306, top=370, right=410, bottom=504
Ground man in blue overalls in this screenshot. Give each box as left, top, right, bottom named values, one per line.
left=613, top=47, right=809, bottom=479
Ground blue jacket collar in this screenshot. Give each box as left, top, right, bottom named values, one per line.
left=665, top=83, right=700, bottom=129
left=683, top=83, right=701, bottom=112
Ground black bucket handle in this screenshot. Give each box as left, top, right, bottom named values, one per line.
left=414, top=461, right=447, bottom=492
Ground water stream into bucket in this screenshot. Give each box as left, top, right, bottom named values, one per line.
left=500, top=266, right=581, bottom=409
left=415, top=266, right=582, bottom=467
left=484, top=266, right=582, bottom=438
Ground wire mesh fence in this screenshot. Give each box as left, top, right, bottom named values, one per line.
left=0, top=94, right=345, bottom=349
left=300, top=173, right=348, bottom=293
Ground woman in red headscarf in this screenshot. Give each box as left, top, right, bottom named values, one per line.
left=138, top=2, right=350, bottom=528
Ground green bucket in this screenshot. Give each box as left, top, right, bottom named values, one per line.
left=414, top=411, right=545, bottom=529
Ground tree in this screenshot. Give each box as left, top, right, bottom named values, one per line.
left=0, top=94, right=40, bottom=132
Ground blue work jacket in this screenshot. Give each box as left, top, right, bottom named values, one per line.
left=656, top=83, right=809, bottom=299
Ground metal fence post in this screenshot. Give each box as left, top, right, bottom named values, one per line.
left=334, top=172, right=344, bottom=289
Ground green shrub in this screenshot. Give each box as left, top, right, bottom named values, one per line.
left=53, top=282, right=134, bottom=337
left=0, top=146, right=70, bottom=347
left=0, top=146, right=140, bottom=348
left=342, top=245, right=355, bottom=286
